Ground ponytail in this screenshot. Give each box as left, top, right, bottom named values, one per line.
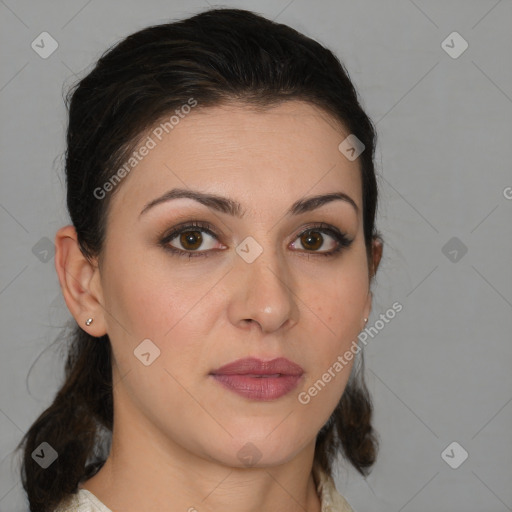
left=315, top=357, right=379, bottom=476
left=18, top=326, right=112, bottom=512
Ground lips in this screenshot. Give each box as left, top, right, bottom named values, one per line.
left=211, top=357, right=304, bottom=376
left=210, top=357, right=304, bottom=401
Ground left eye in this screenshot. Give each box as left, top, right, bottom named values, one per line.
left=290, top=229, right=339, bottom=252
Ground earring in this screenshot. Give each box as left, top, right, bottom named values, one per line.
left=85, top=318, right=94, bottom=326
left=364, top=318, right=368, bottom=324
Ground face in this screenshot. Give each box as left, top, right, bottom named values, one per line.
left=93, top=100, right=374, bottom=468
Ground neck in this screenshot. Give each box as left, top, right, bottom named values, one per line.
left=81, top=399, right=322, bottom=512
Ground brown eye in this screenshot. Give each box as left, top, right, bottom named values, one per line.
left=300, top=230, right=324, bottom=251
left=168, top=228, right=215, bottom=252
left=289, top=225, right=349, bottom=255
left=179, top=230, right=203, bottom=250
left=161, top=222, right=225, bottom=258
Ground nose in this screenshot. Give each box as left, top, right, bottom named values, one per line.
left=226, top=244, right=299, bottom=334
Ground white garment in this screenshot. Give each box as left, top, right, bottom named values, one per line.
left=54, top=464, right=354, bottom=512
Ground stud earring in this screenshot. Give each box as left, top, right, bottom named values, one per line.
left=85, top=318, right=94, bottom=326
left=364, top=318, right=368, bottom=324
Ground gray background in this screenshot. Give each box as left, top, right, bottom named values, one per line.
left=1, top=1, right=511, bottom=511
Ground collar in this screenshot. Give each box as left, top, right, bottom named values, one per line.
left=60, top=464, right=355, bottom=512
left=312, top=462, right=355, bottom=512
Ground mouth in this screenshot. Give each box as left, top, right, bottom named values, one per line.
left=209, top=357, right=304, bottom=401
left=238, top=374, right=281, bottom=378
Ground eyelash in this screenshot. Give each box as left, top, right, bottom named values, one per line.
left=159, top=221, right=353, bottom=259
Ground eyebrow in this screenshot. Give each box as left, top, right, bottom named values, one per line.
left=139, top=188, right=358, bottom=218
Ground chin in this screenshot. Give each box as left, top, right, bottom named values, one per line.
left=204, top=432, right=309, bottom=469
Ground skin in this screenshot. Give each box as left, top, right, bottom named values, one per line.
left=55, top=100, right=382, bottom=512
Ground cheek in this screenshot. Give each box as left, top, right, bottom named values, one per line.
left=296, top=276, right=366, bottom=426
left=299, top=256, right=369, bottom=375
left=103, top=249, right=218, bottom=338
left=102, top=263, right=228, bottom=393
left=307, top=263, right=369, bottom=333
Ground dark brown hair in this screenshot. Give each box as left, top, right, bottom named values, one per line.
left=18, top=7, right=381, bottom=511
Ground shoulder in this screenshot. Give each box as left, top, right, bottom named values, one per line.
left=52, top=489, right=113, bottom=512
left=313, top=463, right=355, bottom=512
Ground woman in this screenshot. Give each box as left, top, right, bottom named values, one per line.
left=18, top=7, right=383, bottom=512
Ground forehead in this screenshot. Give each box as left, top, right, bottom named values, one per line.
left=108, top=100, right=362, bottom=219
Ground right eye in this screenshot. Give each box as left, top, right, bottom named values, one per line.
left=160, top=221, right=226, bottom=258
